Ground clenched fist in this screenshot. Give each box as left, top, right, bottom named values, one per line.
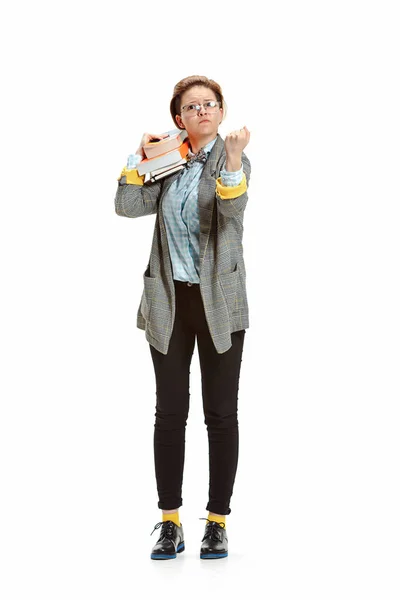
left=224, top=126, right=251, bottom=156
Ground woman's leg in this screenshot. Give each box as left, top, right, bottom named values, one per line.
left=149, top=281, right=196, bottom=510
left=197, top=322, right=246, bottom=516
left=184, top=283, right=246, bottom=515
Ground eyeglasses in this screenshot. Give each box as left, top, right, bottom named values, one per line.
left=180, top=100, right=220, bottom=115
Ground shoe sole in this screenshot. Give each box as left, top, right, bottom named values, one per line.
left=200, top=552, right=228, bottom=559
left=151, top=542, right=185, bottom=560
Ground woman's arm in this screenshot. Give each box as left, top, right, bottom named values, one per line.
left=114, top=153, right=162, bottom=218
left=115, top=169, right=163, bottom=218
left=215, top=151, right=251, bottom=218
left=114, top=133, right=167, bottom=218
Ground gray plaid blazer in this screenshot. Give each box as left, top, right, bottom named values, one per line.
left=114, top=133, right=251, bottom=355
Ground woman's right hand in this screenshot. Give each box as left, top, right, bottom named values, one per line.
left=135, top=132, right=169, bottom=158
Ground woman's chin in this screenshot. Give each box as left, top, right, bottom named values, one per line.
left=197, top=124, right=215, bottom=134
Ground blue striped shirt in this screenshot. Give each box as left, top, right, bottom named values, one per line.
left=126, top=136, right=243, bottom=284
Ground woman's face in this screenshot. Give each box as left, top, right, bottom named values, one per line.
left=175, top=85, right=223, bottom=140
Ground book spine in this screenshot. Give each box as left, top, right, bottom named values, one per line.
left=148, top=165, right=185, bottom=182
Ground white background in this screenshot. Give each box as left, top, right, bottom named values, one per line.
left=1, top=0, right=399, bottom=598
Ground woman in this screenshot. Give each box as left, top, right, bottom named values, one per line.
left=115, top=75, right=251, bottom=560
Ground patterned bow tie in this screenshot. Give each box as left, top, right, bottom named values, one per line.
left=185, top=147, right=208, bottom=168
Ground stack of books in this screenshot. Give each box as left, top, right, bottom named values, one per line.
left=137, top=129, right=190, bottom=183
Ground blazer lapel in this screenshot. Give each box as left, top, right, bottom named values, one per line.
left=198, top=134, right=225, bottom=270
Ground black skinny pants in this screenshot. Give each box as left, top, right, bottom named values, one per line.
left=149, top=279, right=246, bottom=515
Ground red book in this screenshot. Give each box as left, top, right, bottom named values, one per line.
left=143, top=129, right=188, bottom=159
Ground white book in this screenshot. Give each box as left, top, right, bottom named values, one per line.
left=147, top=164, right=186, bottom=183
left=149, top=158, right=187, bottom=176
left=137, top=140, right=190, bottom=175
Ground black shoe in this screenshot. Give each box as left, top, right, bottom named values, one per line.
left=150, top=520, right=185, bottom=560
left=199, top=518, right=228, bottom=559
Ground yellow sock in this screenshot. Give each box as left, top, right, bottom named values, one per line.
left=162, top=511, right=180, bottom=527
left=207, top=512, right=226, bottom=526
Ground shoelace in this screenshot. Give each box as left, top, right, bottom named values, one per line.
left=185, top=148, right=208, bottom=168
left=150, top=520, right=176, bottom=538
left=198, top=518, right=226, bottom=542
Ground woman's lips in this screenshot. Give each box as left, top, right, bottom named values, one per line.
left=199, top=120, right=210, bottom=123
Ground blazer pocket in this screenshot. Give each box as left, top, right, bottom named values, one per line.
left=141, top=265, right=157, bottom=322
left=218, top=263, right=240, bottom=316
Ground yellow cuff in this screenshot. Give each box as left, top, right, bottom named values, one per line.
left=117, top=166, right=145, bottom=186
left=216, top=173, right=247, bottom=200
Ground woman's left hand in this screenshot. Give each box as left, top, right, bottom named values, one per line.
left=225, top=126, right=251, bottom=156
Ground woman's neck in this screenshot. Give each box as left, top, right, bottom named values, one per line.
left=189, top=134, right=217, bottom=154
